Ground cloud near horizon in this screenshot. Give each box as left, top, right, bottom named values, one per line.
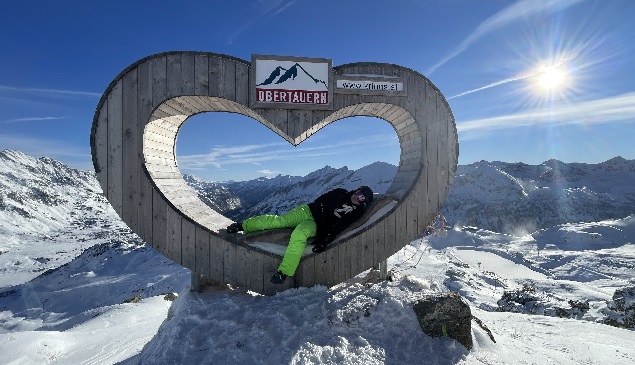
left=0, top=133, right=92, bottom=170
left=458, top=91, right=635, bottom=139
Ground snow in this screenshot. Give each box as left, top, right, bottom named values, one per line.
left=1, top=150, right=635, bottom=364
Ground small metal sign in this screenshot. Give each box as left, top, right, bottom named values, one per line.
left=334, top=75, right=407, bottom=96
left=251, top=54, right=333, bottom=110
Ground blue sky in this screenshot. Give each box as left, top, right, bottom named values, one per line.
left=1, top=0, right=634, bottom=181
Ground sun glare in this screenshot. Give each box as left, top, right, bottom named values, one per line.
left=538, top=66, right=565, bottom=90
left=527, top=62, right=572, bottom=100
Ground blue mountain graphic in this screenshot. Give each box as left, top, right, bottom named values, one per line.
left=257, top=63, right=328, bottom=89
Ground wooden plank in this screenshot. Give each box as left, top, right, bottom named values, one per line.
left=406, top=179, right=420, bottom=240
left=94, top=101, right=108, bottom=195
left=151, top=56, right=167, bottom=109
left=144, top=129, right=175, bottom=145
left=144, top=141, right=173, bottom=155
left=161, top=99, right=193, bottom=116
left=361, top=230, right=375, bottom=273
left=219, top=59, right=236, bottom=101
left=338, top=238, right=352, bottom=282
left=182, top=219, right=196, bottom=270
left=107, top=79, right=123, bottom=216
left=371, top=224, right=385, bottom=271
left=393, top=112, right=414, bottom=130
left=246, top=250, right=264, bottom=293
left=223, top=241, right=238, bottom=287
left=297, top=109, right=325, bottom=142
left=297, top=255, right=315, bottom=288
left=348, top=235, right=364, bottom=279
left=235, top=61, right=249, bottom=106
left=151, top=189, right=168, bottom=253
left=393, top=200, right=408, bottom=257
left=267, top=109, right=289, bottom=140
left=194, top=54, right=209, bottom=96
left=122, top=68, right=140, bottom=233
left=182, top=96, right=208, bottom=113
left=166, top=208, right=183, bottom=265
left=313, top=249, right=329, bottom=287
left=287, top=109, right=310, bottom=143
left=181, top=53, right=196, bottom=95
left=173, top=96, right=202, bottom=114
left=234, top=244, right=249, bottom=288
left=196, top=226, right=211, bottom=278
left=383, top=205, right=397, bottom=259
left=208, top=234, right=224, bottom=283
left=380, top=104, right=404, bottom=121
left=145, top=162, right=179, bottom=173
left=166, top=54, right=183, bottom=99
left=208, top=56, right=223, bottom=98
left=143, top=147, right=178, bottom=161
left=398, top=122, right=419, bottom=137
left=326, top=245, right=339, bottom=287
left=144, top=154, right=178, bottom=167
left=147, top=115, right=180, bottom=133
left=194, top=95, right=218, bottom=111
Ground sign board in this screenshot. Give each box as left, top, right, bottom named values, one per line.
left=334, top=75, right=407, bottom=96
left=250, top=54, right=333, bottom=110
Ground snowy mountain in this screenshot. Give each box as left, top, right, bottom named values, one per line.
left=186, top=162, right=396, bottom=221
left=186, top=157, right=635, bottom=235
left=1, top=149, right=635, bottom=364
left=441, top=157, right=635, bottom=233
left=182, top=174, right=243, bottom=214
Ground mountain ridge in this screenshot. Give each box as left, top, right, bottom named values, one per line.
left=2, top=149, right=634, bottom=235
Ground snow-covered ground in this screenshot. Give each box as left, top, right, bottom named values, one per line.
left=1, top=151, right=634, bottom=364
left=2, top=218, right=635, bottom=364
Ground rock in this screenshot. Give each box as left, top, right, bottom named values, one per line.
left=603, top=285, right=635, bottom=329
left=412, top=292, right=474, bottom=350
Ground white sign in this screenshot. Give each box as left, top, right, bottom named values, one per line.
left=336, top=79, right=403, bottom=92
left=255, top=58, right=330, bottom=105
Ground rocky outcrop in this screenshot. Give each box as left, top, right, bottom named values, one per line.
left=412, top=292, right=475, bottom=350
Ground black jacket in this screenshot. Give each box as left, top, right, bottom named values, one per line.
left=308, top=188, right=365, bottom=243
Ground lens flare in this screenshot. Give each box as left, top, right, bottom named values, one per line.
left=538, top=66, right=566, bottom=90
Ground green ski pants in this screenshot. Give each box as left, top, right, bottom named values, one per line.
left=242, top=204, right=317, bottom=276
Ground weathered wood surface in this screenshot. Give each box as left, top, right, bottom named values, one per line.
left=91, top=51, right=458, bottom=295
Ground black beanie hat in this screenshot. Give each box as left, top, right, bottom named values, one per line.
left=358, top=186, right=373, bottom=204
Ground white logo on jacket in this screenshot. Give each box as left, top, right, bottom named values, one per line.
left=333, top=204, right=355, bottom=218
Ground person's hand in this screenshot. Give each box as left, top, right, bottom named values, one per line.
left=312, top=238, right=330, bottom=253
left=312, top=243, right=327, bottom=253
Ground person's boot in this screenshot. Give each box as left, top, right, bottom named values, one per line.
left=270, top=270, right=287, bottom=284
left=226, top=222, right=243, bottom=234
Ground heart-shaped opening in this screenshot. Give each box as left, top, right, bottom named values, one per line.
left=143, top=96, right=419, bottom=250
left=175, top=112, right=400, bottom=247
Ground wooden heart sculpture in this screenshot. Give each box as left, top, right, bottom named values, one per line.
left=91, top=51, right=458, bottom=295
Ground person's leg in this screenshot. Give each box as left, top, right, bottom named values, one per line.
left=242, top=204, right=311, bottom=233
left=277, top=218, right=317, bottom=276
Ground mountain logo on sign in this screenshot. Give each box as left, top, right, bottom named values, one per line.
left=257, top=63, right=328, bottom=90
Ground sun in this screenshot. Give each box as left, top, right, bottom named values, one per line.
left=538, top=66, right=566, bottom=90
